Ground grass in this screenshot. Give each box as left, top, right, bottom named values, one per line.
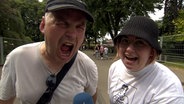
left=163, top=62, right=184, bottom=70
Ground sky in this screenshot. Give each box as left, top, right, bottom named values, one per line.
left=149, top=8, right=164, bottom=20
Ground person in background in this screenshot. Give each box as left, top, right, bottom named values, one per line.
left=94, top=44, right=100, bottom=59
left=99, top=45, right=104, bottom=60
left=0, top=0, right=98, bottom=104
left=108, top=16, right=184, bottom=104
left=104, top=46, right=109, bottom=59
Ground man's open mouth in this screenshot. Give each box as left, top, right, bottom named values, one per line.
left=60, top=42, right=74, bottom=56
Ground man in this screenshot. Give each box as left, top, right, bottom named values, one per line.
left=0, top=0, right=98, bottom=104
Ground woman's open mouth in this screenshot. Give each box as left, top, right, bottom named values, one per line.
left=125, top=55, right=138, bottom=62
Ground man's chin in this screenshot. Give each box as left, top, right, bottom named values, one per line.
left=60, top=52, right=76, bottom=62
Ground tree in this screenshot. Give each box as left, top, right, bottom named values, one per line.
left=162, top=0, right=183, bottom=35
left=85, top=0, right=164, bottom=40
left=0, top=0, right=25, bottom=39
left=0, top=0, right=33, bottom=57
left=173, top=9, right=184, bottom=34
left=14, top=0, right=46, bottom=42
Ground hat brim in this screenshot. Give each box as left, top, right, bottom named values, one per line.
left=47, top=4, right=94, bottom=22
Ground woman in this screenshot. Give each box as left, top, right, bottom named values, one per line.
left=108, top=16, right=184, bottom=104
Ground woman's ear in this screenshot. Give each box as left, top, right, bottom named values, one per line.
left=39, top=16, right=45, bottom=34
left=149, top=48, right=157, bottom=63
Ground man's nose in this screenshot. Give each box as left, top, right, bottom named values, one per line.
left=65, top=26, right=77, bottom=38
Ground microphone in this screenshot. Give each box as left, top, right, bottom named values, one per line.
left=73, top=92, right=94, bottom=104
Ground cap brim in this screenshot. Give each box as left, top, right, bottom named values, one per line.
left=47, top=5, right=94, bottom=22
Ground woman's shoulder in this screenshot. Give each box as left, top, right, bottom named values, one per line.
left=111, top=59, right=123, bottom=67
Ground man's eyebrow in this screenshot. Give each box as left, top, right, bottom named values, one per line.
left=55, top=15, right=65, bottom=21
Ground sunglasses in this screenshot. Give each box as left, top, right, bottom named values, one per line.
left=38, top=74, right=57, bottom=104
left=46, top=74, right=57, bottom=90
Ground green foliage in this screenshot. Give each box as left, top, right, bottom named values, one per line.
left=173, top=10, right=184, bottom=34
left=15, top=0, right=46, bottom=41
left=0, top=0, right=25, bottom=38
left=161, top=0, right=183, bottom=35
left=85, top=0, right=164, bottom=40
left=163, top=34, right=184, bottom=43
left=162, top=35, right=184, bottom=61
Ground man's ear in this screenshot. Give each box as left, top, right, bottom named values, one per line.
left=39, top=16, right=45, bottom=34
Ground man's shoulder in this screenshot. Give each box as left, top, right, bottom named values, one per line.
left=76, top=51, right=95, bottom=64
left=77, top=51, right=90, bottom=58
left=8, top=42, right=42, bottom=57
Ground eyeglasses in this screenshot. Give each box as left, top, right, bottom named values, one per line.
left=118, top=37, right=149, bottom=48
left=37, top=74, right=57, bottom=104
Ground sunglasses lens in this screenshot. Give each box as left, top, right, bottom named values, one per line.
left=46, top=74, right=56, bottom=88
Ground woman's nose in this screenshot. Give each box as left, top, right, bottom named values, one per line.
left=126, top=43, right=136, bottom=52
